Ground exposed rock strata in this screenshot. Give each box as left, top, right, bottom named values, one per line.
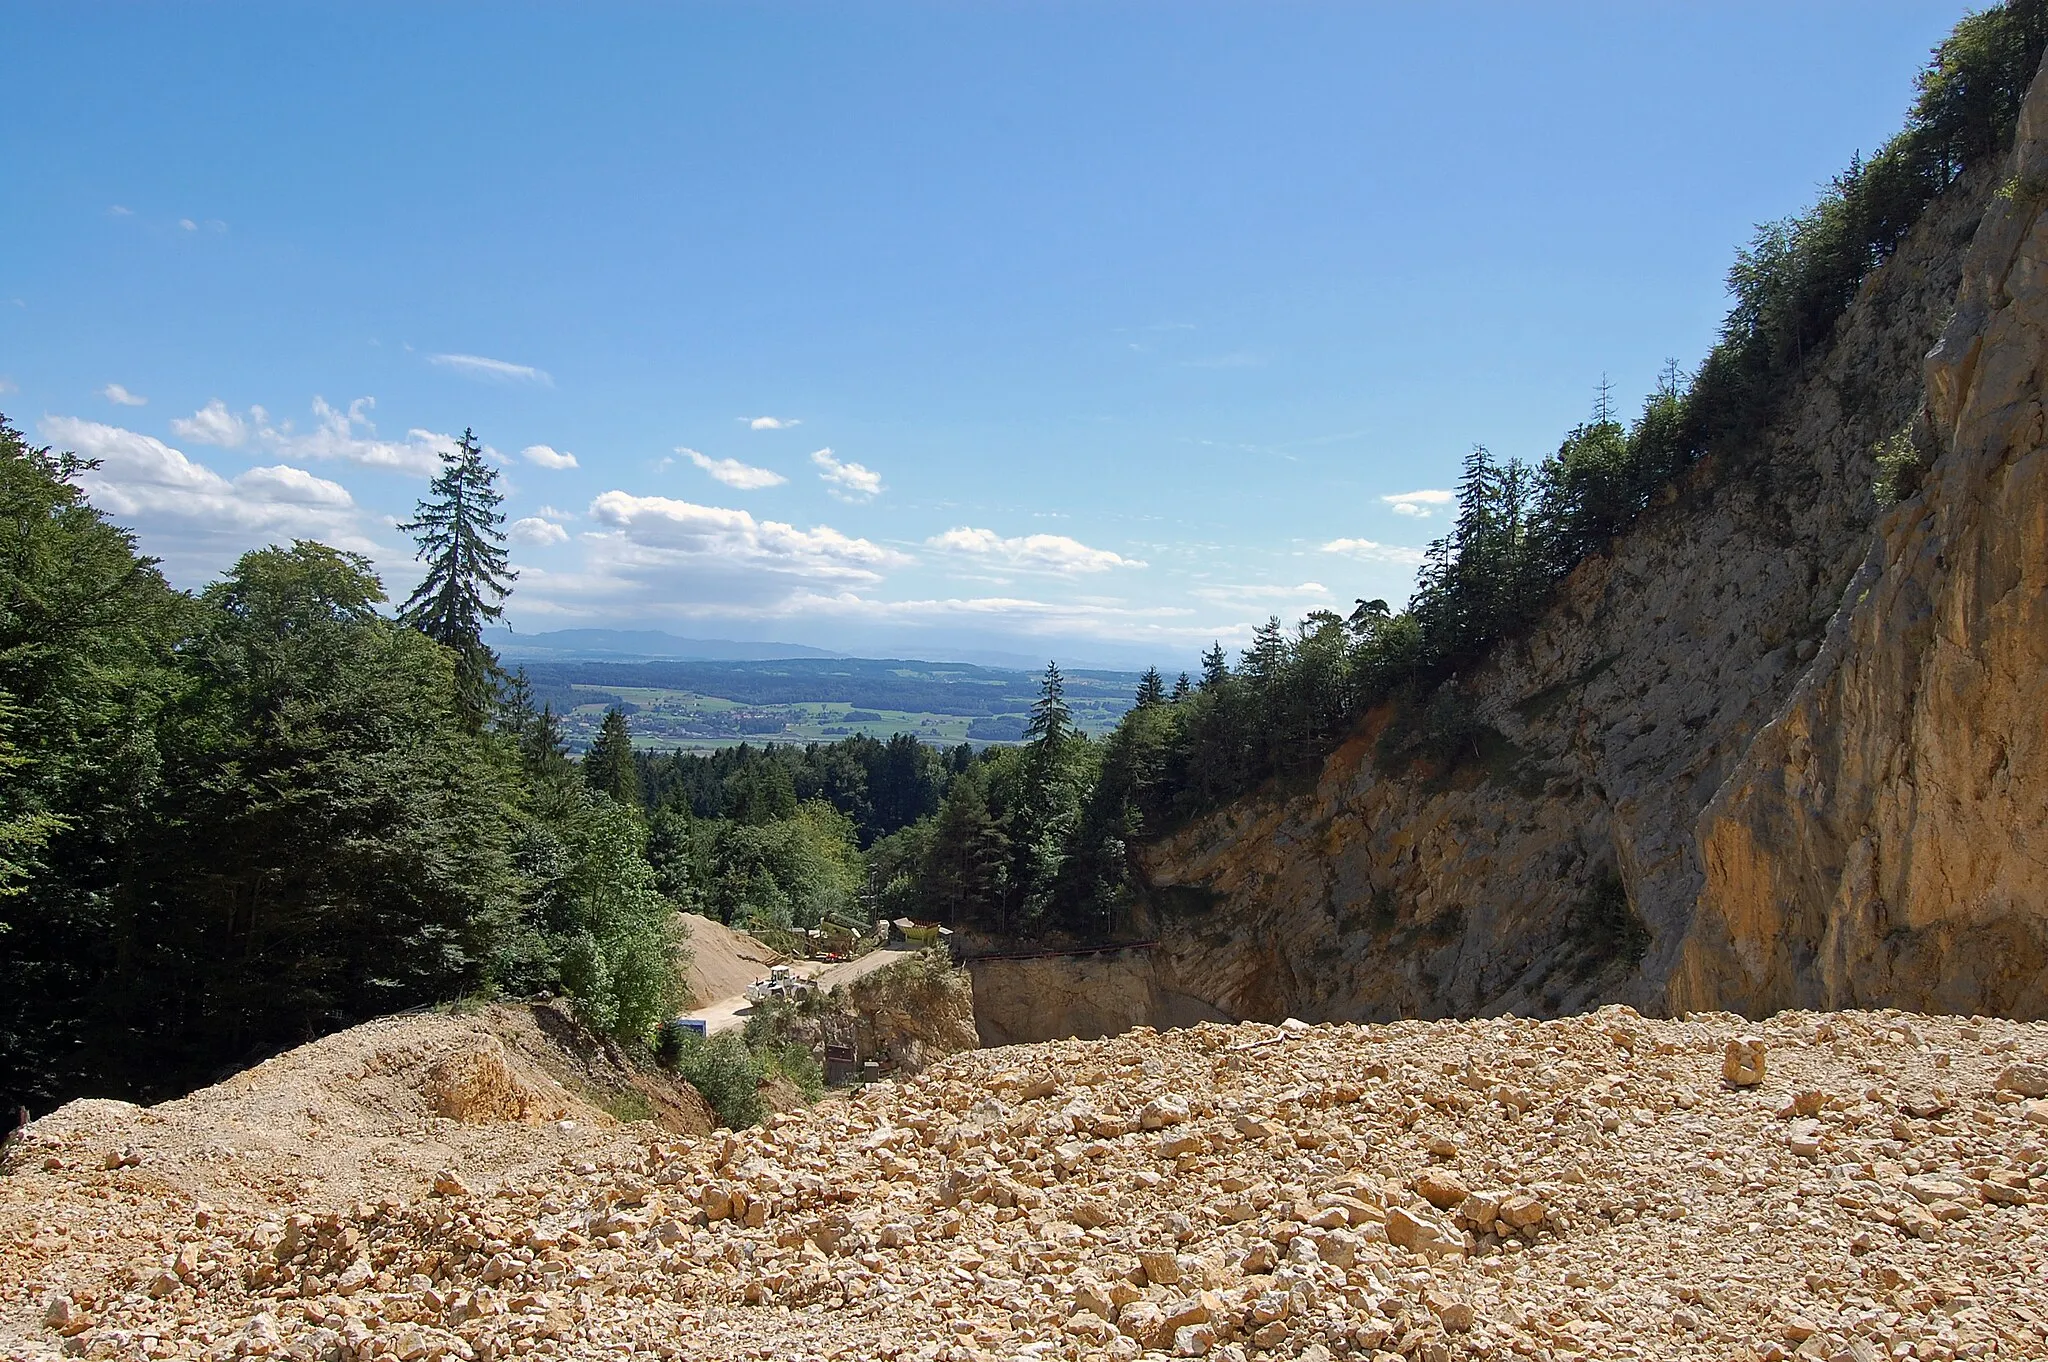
left=1673, top=73, right=2048, bottom=1019
left=1123, top=58, right=2048, bottom=1027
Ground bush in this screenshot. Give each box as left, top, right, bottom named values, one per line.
left=667, top=1031, right=766, bottom=1129
left=1873, top=424, right=1931, bottom=504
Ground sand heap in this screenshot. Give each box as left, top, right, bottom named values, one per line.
left=5, top=1007, right=2047, bottom=1362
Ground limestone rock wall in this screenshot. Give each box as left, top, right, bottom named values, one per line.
left=1122, top=59, right=2048, bottom=1027
left=1673, top=69, right=2048, bottom=1018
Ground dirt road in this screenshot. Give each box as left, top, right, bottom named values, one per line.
left=676, top=945, right=920, bottom=1035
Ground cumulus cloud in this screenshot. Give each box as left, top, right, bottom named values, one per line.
left=581, top=492, right=907, bottom=598
left=682, top=447, right=786, bottom=490
left=927, top=527, right=1143, bottom=574
left=521, top=444, right=579, bottom=470
left=37, top=416, right=377, bottom=578
left=508, top=516, right=570, bottom=547
left=171, top=398, right=250, bottom=447
left=811, top=448, right=882, bottom=501
left=171, top=396, right=451, bottom=475
left=101, top=383, right=147, bottom=407
left=745, top=416, right=799, bottom=430
left=1320, top=537, right=1427, bottom=566
left=427, top=353, right=553, bottom=386
left=1382, top=488, right=1453, bottom=518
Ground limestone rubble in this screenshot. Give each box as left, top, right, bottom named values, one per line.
left=6, top=1008, right=2047, bottom=1361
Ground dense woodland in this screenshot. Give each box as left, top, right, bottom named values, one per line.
left=2, top=0, right=2042, bottom=1113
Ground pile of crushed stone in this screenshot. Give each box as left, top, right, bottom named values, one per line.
left=5, top=1007, right=2046, bottom=1361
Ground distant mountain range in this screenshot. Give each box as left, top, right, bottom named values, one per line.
left=486, top=629, right=838, bottom=662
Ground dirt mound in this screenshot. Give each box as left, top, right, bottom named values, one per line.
left=8, top=1006, right=2047, bottom=1361
left=680, top=912, right=783, bottom=1007
left=3, top=1002, right=708, bottom=1219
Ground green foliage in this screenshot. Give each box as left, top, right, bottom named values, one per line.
left=702, top=800, right=862, bottom=931
left=1873, top=423, right=1932, bottom=503
left=1573, top=871, right=1650, bottom=970
left=582, top=707, right=640, bottom=805
left=601, top=1088, right=657, bottom=1124
left=0, top=415, right=694, bottom=1109
left=640, top=733, right=952, bottom=850
left=666, top=1030, right=767, bottom=1129
left=398, top=429, right=515, bottom=727
left=552, top=797, right=687, bottom=1044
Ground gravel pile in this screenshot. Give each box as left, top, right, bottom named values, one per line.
left=5, top=1006, right=2047, bottom=1362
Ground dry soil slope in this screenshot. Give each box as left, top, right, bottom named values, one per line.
left=6, top=1008, right=2047, bottom=1361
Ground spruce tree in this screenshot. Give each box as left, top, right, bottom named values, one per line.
left=1199, top=642, right=1229, bottom=690
left=1170, top=672, right=1192, bottom=703
left=583, top=707, right=640, bottom=806
left=1133, top=666, right=1166, bottom=708
left=398, top=429, right=515, bottom=725
left=1024, top=661, right=1070, bottom=747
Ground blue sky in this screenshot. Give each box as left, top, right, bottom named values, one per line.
left=1, top=2, right=1966, bottom=668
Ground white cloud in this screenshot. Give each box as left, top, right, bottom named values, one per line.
left=171, top=398, right=251, bottom=447
left=109, top=205, right=133, bottom=217
left=508, top=516, right=570, bottom=547
left=586, top=492, right=907, bottom=589
left=745, top=416, right=799, bottom=430
left=927, top=527, right=1144, bottom=574
left=171, top=396, right=451, bottom=475
left=810, top=447, right=882, bottom=501
left=37, top=416, right=377, bottom=577
left=427, top=353, right=553, bottom=386
left=536, top=504, right=576, bottom=521
left=521, top=444, right=579, bottom=470
left=1382, top=488, right=1453, bottom=518
left=768, top=589, right=1233, bottom=647
left=0, top=376, right=18, bottom=395
left=1190, top=581, right=1331, bottom=605
left=177, top=218, right=197, bottom=232
left=682, top=446, right=786, bottom=490
left=1321, top=537, right=1427, bottom=566
left=101, top=383, right=147, bottom=407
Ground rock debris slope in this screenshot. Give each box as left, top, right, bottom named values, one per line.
left=7, top=1010, right=2048, bottom=1361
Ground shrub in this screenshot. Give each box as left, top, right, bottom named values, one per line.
left=668, top=1031, right=766, bottom=1129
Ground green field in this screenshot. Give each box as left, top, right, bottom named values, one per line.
left=525, top=657, right=1140, bottom=752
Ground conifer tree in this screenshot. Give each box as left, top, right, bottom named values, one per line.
left=583, top=707, right=640, bottom=806
left=398, top=429, right=515, bottom=725
left=1133, top=666, right=1166, bottom=708
left=1170, top=672, right=1192, bottom=703
left=1024, top=661, right=1071, bottom=748
left=1199, top=642, right=1229, bottom=690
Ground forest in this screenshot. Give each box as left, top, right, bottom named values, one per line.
left=3, top=0, right=2042, bottom=1115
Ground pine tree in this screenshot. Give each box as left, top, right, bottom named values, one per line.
left=1133, top=666, right=1166, bottom=708
left=1024, top=661, right=1070, bottom=748
left=398, top=429, right=515, bottom=725
left=583, top=707, right=640, bottom=806
left=1199, top=642, right=1229, bottom=690
left=1169, top=672, right=1192, bottom=703
left=523, top=704, right=571, bottom=779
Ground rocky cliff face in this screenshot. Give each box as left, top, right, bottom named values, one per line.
left=1673, top=75, right=2048, bottom=1019
left=1124, top=60, right=2048, bottom=1027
